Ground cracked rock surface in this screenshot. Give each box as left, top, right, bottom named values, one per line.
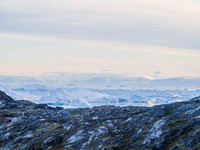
left=0, top=90, right=200, bottom=150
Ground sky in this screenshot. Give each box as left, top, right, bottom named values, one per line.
left=1, top=0, right=200, bottom=79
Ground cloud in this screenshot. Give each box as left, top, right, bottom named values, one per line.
left=154, top=71, right=162, bottom=75
left=1, top=0, right=200, bottom=49
left=1, top=32, right=200, bottom=58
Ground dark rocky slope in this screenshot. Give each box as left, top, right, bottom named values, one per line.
left=0, top=90, right=200, bottom=150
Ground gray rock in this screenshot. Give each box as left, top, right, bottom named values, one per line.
left=0, top=90, right=200, bottom=149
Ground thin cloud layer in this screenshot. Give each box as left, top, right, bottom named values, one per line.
left=1, top=0, right=200, bottom=49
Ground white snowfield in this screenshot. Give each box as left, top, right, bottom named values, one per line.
left=0, top=85, right=199, bottom=108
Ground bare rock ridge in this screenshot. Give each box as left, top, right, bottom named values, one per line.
left=0, top=90, right=14, bottom=101
left=0, top=90, right=200, bottom=150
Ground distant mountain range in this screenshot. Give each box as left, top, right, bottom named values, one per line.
left=0, top=74, right=200, bottom=89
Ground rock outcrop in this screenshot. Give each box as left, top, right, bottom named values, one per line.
left=0, top=90, right=200, bottom=150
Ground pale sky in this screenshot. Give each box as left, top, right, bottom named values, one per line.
left=1, top=0, right=200, bottom=78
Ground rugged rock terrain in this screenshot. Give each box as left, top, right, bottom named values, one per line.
left=0, top=90, right=200, bottom=150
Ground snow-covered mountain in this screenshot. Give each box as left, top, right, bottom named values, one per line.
left=0, top=84, right=199, bottom=108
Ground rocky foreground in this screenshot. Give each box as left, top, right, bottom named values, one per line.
left=0, top=91, right=200, bottom=150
